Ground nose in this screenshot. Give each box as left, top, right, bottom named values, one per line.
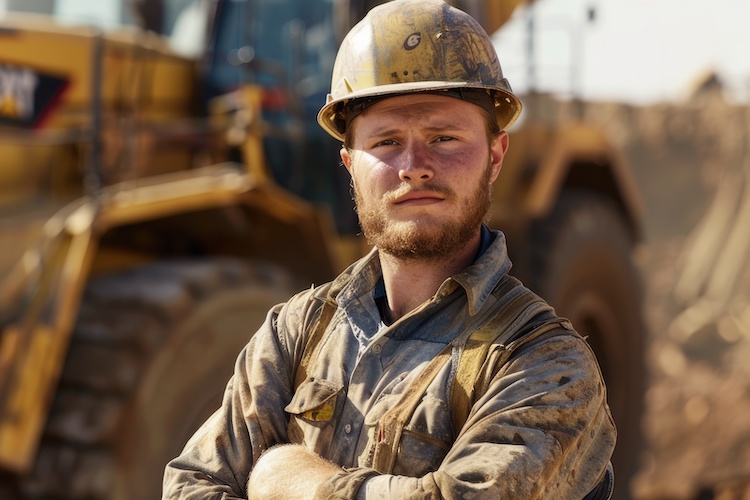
left=398, top=143, right=434, bottom=183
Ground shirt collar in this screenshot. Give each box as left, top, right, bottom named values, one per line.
left=451, top=229, right=512, bottom=315
left=324, top=229, right=512, bottom=317
left=475, top=223, right=494, bottom=261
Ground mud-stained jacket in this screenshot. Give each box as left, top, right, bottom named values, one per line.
left=162, top=230, right=616, bottom=499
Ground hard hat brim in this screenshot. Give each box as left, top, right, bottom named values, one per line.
left=317, top=81, right=522, bottom=142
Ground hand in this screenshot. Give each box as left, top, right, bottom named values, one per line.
left=247, top=444, right=342, bottom=500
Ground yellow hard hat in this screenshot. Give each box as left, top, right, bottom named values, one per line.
left=317, top=0, right=522, bottom=141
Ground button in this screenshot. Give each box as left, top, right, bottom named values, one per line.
left=372, top=343, right=382, bottom=354
left=344, top=423, right=352, bottom=434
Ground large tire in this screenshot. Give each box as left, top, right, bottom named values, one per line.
left=19, top=258, right=301, bottom=499
left=524, top=189, right=645, bottom=499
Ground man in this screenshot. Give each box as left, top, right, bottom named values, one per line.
left=162, top=0, right=616, bottom=498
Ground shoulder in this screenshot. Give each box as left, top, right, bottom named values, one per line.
left=502, top=325, right=607, bottom=404
left=280, top=248, right=380, bottom=325
left=273, top=253, right=364, bottom=338
left=275, top=281, right=335, bottom=336
left=514, top=325, right=597, bottom=368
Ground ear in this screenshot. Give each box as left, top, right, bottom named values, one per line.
left=488, top=131, right=509, bottom=183
left=340, top=146, right=353, bottom=174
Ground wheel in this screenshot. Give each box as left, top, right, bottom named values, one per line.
left=19, top=258, right=300, bottom=499
left=523, top=189, right=645, bottom=499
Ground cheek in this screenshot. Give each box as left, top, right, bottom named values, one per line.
left=350, top=166, right=380, bottom=202
left=440, top=150, right=485, bottom=174
left=352, top=154, right=396, bottom=188
left=362, top=151, right=398, bottom=175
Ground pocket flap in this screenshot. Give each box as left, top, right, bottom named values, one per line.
left=285, top=377, right=343, bottom=421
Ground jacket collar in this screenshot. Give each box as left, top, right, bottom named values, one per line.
left=318, top=229, right=512, bottom=317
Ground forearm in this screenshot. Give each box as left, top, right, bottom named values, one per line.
left=247, top=444, right=344, bottom=500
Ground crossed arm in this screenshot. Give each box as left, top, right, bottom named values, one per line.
left=246, top=445, right=341, bottom=500
left=163, top=298, right=615, bottom=499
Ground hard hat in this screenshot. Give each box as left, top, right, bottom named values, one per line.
left=317, top=0, right=522, bottom=141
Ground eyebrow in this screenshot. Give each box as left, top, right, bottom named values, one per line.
left=366, top=123, right=469, bottom=138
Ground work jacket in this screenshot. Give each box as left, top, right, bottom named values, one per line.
left=162, top=230, right=616, bottom=499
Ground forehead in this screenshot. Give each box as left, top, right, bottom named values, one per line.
left=355, top=93, right=486, bottom=131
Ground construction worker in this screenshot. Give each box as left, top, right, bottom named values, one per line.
left=162, top=0, right=616, bottom=498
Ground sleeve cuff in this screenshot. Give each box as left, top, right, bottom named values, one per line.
left=313, top=467, right=380, bottom=500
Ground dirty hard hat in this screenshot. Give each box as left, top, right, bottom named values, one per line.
left=317, top=0, right=522, bottom=141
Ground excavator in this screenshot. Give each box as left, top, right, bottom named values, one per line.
left=0, top=0, right=644, bottom=498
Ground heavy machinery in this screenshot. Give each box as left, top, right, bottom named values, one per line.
left=0, top=0, right=644, bottom=498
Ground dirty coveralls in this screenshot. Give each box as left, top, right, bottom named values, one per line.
left=162, top=229, right=617, bottom=499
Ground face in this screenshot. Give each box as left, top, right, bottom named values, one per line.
left=340, top=93, right=509, bottom=260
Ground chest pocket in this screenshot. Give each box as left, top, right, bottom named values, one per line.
left=285, top=377, right=343, bottom=448
left=363, top=389, right=453, bottom=476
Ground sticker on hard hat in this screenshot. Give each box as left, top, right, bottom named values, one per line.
left=0, top=63, right=69, bottom=128
left=403, top=33, right=421, bottom=50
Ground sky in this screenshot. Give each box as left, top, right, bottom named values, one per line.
left=492, top=0, right=750, bottom=104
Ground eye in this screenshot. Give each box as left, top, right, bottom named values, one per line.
left=434, top=136, right=455, bottom=143
left=374, top=139, right=399, bottom=147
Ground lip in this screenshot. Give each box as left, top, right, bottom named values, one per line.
left=393, top=191, right=445, bottom=206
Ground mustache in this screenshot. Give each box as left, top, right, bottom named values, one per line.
left=380, top=182, right=455, bottom=203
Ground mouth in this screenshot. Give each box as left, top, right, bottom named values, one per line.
left=392, top=189, right=449, bottom=206
left=393, top=191, right=446, bottom=206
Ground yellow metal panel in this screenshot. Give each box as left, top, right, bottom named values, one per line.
left=0, top=215, right=96, bottom=471
left=0, top=326, right=57, bottom=471
left=0, top=17, right=197, bottom=132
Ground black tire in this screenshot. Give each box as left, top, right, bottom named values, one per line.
left=524, top=189, right=645, bottom=499
left=19, top=258, right=301, bottom=500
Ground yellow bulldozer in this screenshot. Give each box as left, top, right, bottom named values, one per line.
left=0, top=0, right=644, bottom=498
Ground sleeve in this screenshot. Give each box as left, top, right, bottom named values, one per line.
left=161, top=290, right=321, bottom=499
left=319, top=331, right=617, bottom=499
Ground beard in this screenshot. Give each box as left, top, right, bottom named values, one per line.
left=353, top=163, right=493, bottom=260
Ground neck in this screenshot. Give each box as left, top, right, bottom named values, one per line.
left=378, top=232, right=481, bottom=323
